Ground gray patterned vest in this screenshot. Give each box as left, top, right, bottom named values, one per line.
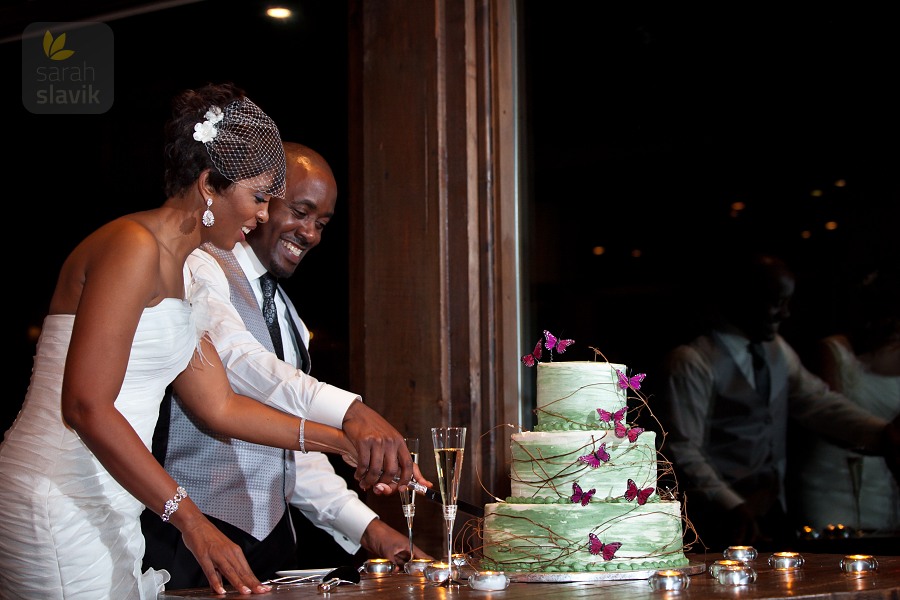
left=162, top=244, right=307, bottom=540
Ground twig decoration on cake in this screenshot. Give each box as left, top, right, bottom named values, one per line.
left=588, top=346, right=608, bottom=362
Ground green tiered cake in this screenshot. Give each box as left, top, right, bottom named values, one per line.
left=481, top=334, right=688, bottom=574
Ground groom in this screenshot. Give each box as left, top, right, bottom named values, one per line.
left=142, top=142, right=430, bottom=588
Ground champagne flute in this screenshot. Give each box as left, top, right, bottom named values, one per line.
left=431, top=426, right=466, bottom=584
left=398, top=437, right=419, bottom=561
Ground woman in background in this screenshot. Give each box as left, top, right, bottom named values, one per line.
left=792, top=265, right=900, bottom=533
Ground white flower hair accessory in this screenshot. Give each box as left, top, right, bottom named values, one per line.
left=194, top=98, right=286, bottom=198
left=192, top=106, right=224, bottom=143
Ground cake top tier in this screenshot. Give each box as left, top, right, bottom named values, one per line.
left=535, top=361, right=633, bottom=431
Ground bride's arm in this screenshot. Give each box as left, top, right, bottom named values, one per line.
left=171, top=336, right=357, bottom=464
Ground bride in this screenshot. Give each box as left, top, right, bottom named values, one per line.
left=0, top=82, right=419, bottom=599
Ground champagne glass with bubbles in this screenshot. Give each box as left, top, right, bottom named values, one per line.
left=398, top=437, right=419, bottom=561
left=431, top=427, right=466, bottom=583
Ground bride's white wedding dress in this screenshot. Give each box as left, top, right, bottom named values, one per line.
left=0, top=298, right=199, bottom=599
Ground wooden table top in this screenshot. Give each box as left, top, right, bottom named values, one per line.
left=158, top=553, right=900, bottom=600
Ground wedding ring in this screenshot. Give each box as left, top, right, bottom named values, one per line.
left=392, top=475, right=402, bottom=483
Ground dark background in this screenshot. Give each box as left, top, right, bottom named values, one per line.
left=3, top=1, right=353, bottom=432
left=1, top=0, right=898, bottom=558
left=522, top=5, right=900, bottom=404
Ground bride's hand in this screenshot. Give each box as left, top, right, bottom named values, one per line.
left=175, top=500, right=271, bottom=595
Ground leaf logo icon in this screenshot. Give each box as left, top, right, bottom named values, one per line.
left=42, top=31, right=75, bottom=61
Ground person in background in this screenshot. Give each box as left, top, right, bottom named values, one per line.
left=142, top=142, right=432, bottom=588
left=0, top=82, right=407, bottom=599
left=660, top=251, right=900, bottom=552
left=790, top=264, right=900, bottom=533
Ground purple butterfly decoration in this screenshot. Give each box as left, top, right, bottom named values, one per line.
left=578, top=443, right=610, bottom=468
left=616, top=369, right=646, bottom=391
left=624, top=478, right=654, bottom=505
left=614, top=421, right=645, bottom=442
left=521, top=339, right=543, bottom=367
left=571, top=481, right=596, bottom=506
left=522, top=330, right=575, bottom=367
left=588, top=533, right=622, bottom=560
left=597, top=407, right=626, bottom=423
left=544, top=330, right=575, bottom=354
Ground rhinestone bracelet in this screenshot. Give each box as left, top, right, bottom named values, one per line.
left=298, top=418, right=308, bottom=454
left=161, top=486, right=188, bottom=522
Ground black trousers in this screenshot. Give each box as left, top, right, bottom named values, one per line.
left=141, top=505, right=298, bottom=590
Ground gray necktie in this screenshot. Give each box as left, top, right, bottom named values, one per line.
left=748, top=342, right=770, bottom=401
left=260, top=272, right=285, bottom=360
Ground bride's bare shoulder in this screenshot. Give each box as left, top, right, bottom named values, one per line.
left=49, top=216, right=164, bottom=314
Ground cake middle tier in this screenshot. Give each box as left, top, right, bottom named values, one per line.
left=510, top=430, right=658, bottom=500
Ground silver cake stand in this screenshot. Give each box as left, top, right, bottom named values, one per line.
left=503, top=561, right=706, bottom=583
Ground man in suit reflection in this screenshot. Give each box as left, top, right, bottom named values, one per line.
left=142, top=142, right=430, bottom=588
left=660, top=251, right=900, bottom=551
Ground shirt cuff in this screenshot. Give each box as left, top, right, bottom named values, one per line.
left=331, top=499, right=378, bottom=554
left=306, top=388, right=360, bottom=429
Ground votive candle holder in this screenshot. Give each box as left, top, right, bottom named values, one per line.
left=404, top=558, right=432, bottom=576
left=424, top=561, right=453, bottom=584
left=840, top=554, right=878, bottom=574
left=708, top=559, right=744, bottom=578
left=451, top=553, right=476, bottom=578
left=768, top=552, right=804, bottom=570
left=724, top=545, right=758, bottom=562
left=360, top=558, right=395, bottom=575
left=469, top=571, right=510, bottom=591
left=714, top=564, right=757, bottom=586
left=648, top=569, right=691, bottom=591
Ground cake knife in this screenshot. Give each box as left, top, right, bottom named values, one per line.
left=408, top=480, right=484, bottom=518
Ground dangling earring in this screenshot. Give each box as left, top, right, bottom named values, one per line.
left=202, top=198, right=215, bottom=227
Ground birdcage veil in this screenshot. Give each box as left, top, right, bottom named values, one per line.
left=192, top=98, right=286, bottom=199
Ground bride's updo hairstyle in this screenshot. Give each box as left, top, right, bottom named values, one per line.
left=162, top=82, right=285, bottom=199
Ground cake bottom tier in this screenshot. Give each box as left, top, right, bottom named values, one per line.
left=481, top=500, right=687, bottom=573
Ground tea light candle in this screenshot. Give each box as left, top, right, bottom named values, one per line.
left=424, top=561, right=453, bottom=584
left=647, top=569, right=691, bottom=591
left=451, top=553, right=476, bottom=578
left=404, top=558, right=432, bottom=576
left=360, top=558, right=394, bottom=575
left=768, top=552, right=804, bottom=570
left=451, top=553, right=469, bottom=567
left=469, top=570, right=510, bottom=591
left=714, top=564, right=757, bottom=586
left=840, top=554, right=878, bottom=574
left=708, top=559, right=744, bottom=578
left=723, top=545, right=758, bottom=562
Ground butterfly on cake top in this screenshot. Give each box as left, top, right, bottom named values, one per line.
left=478, top=330, right=688, bottom=573
left=521, top=330, right=575, bottom=367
